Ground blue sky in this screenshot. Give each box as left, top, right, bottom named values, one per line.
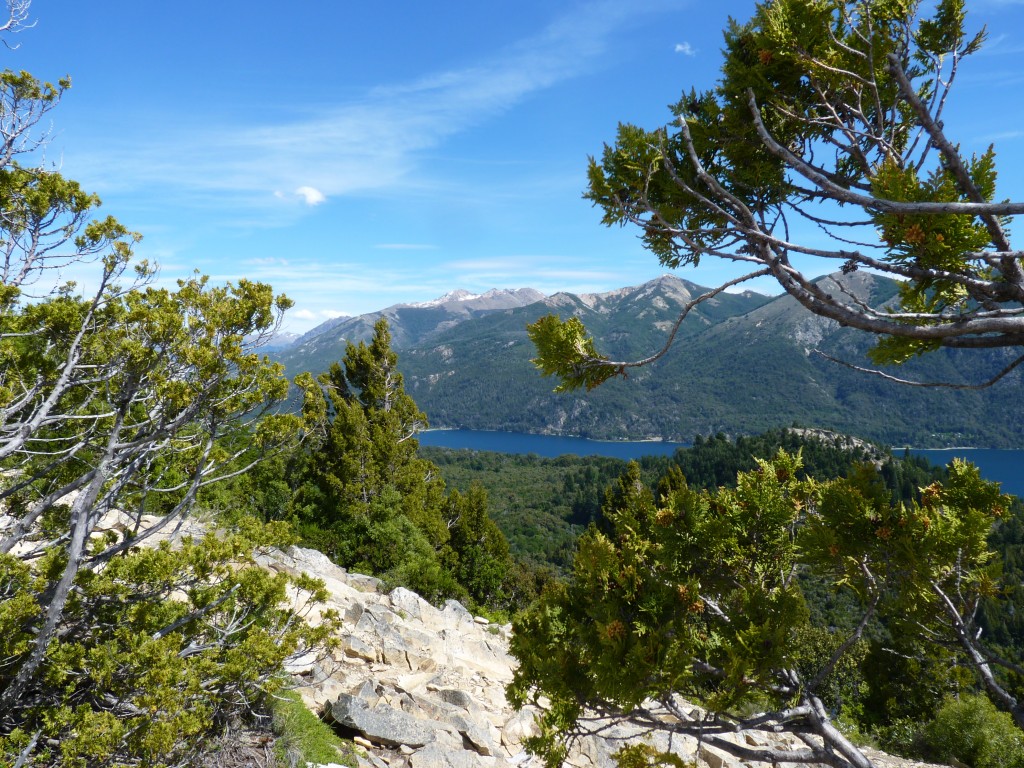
left=12, top=0, right=1024, bottom=333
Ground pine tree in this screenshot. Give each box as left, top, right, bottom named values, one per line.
left=292, top=318, right=523, bottom=608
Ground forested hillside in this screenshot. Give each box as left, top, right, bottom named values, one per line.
left=423, top=429, right=954, bottom=572
left=278, top=272, right=1024, bottom=447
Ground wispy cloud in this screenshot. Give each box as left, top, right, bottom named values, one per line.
left=981, top=130, right=1024, bottom=142
left=228, top=252, right=649, bottom=332
left=979, top=33, right=1024, bottom=56
left=66, top=2, right=660, bottom=223
left=674, top=42, right=696, bottom=56
left=292, top=308, right=349, bottom=321
left=442, top=255, right=626, bottom=289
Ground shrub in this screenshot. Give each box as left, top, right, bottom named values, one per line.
left=921, top=694, right=1024, bottom=768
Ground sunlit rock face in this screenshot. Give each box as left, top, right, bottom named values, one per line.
left=264, top=545, right=944, bottom=768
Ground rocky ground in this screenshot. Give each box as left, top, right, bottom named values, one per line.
left=259, top=545, right=948, bottom=768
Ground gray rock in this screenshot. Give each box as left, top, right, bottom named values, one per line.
left=329, top=693, right=437, bottom=748
left=353, top=680, right=380, bottom=707
left=380, top=630, right=412, bottom=670
left=437, top=688, right=474, bottom=709
left=441, top=599, right=474, bottom=627
left=390, top=586, right=433, bottom=621
left=342, top=635, right=377, bottom=662
left=460, top=723, right=495, bottom=756
left=399, top=697, right=496, bottom=758
left=286, top=545, right=342, bottom=577
left=501, top=710, right=537, bottom=750
left=348, top=573, right=383, bottom=593
left=365, top=603, right=398, bottom=623
left=408, top=742, right=485, bottom=768
left=345, top=604, right=366, bottom=624
left=698, top=744, right=742, bottom=768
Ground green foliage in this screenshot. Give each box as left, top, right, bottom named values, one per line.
left=287, top=318, right=521, bottom=611
left=981, top=508, right=1024, bottom=682
left=868, top=152, right=999, bottom=364
left=527, top=314, right=618, bottom=391
left=859, top=634, right=972, bottom=731
left=790, top=624, right=868, bottom=721
left=422, top=429, right=948, bottom=576
left=530, top=0, right=1022, bottom=394
left=509, top=447, right=1024, bottom=765
left=442, top=485, right=514, bottom=608
left=271, top=690, right=357, bottom=768
left=0, top=520, right=340, bottom=767
left=291, top=319, right=457, bottom=600
left=920, top=694, right=1024, bottom=768
left=421, top=446, right=636, bottom=571
left=614, top=743, right=694, bottom=768
left=806, top=459, right=1006, bottom=630
left=509, top=453, right=830, bottom=764
left=0, top=25, right=333, bottom=767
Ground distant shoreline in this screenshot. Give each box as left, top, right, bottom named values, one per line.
left=422, top=427, right=674, bottom=444
left=893, top=446, right=980, bottom=451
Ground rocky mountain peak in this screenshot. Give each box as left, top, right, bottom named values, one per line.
left=409, top=289, right=480, bottom=308
left=406, top=287, right=546, bottom=310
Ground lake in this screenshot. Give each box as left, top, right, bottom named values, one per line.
left=419, top=429, right=688, bottom=460
left=419, top=429, right=1024, bottom=498
left=903, top=448, right=1024, bottom=498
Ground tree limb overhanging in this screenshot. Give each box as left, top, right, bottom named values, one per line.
left=529, top=0, right=1023, bottom=390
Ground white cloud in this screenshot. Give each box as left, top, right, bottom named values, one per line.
left=63, top=2, right=664, bottom=219
left=295, top=186, right=326, bottom=206
left=442, top=255, right=626, bottom=289
left=290, top=307, right=349, bottom=322
left=674, top=42, right=696, bottom=56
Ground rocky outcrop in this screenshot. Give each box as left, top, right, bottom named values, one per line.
left=263, top=545, right=945, bottom=768
left=9, top=499, right=942, bottom=768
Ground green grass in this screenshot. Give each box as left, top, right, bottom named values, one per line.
left=271, top=689, right=357, bottom=768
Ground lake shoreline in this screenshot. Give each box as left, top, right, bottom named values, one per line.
left=423, top=427, right=674, bottom=444
left=418, top=429, right=1023, bottom=497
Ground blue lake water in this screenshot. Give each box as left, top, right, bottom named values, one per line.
left=904, top=448, right=1024, bottom=498
left=418, top=429, right=687, bottom=460
left=419, top=429, right=1024, bottom=498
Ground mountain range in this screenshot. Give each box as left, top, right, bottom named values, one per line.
left=270, top=274, right=1024, bottom=448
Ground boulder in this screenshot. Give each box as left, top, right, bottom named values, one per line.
left=500, top=709, right=537, bottom=751
left=436, top=688, right=474, bottom=710
left=408, top=742, right=491, bottom=768
left=340, top=635, right=377, bottom=663
left=328, top=693, right=438, bottom=749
